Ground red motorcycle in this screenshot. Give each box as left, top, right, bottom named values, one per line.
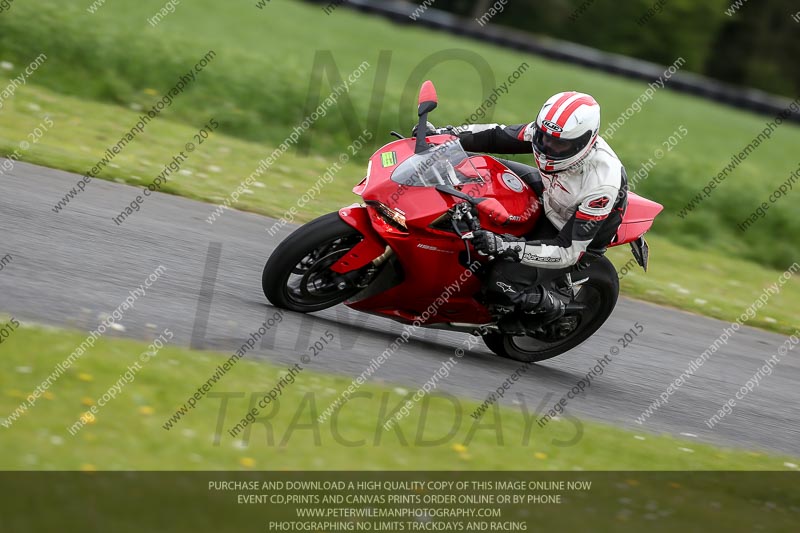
left=263, top=81, right=662, bottom=362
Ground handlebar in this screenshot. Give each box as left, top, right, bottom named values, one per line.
left=434, top=184, right=510, bottom=227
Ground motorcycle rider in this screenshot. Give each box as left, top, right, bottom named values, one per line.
left=429, top=92, right=628, bottom=331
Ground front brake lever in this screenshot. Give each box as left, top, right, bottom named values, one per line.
left=451, top=218, right=474, bottom=264
left=451, top=204, right=484, bottom=263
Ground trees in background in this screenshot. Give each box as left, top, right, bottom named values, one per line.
left=418, top=0, right=798, bottom=98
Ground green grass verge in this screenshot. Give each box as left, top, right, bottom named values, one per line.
left=2, top=78, right=799, bottom=335
left=1, top=0, right=800, bottom=269
left=606, top=238, right=800, bottom=336
left=1, top=322, right=799, bottom=471
left=0, top=73, right=357, bottom=220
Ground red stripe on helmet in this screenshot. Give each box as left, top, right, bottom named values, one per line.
left=556, top=96, right=597, bottom=128
left=543, top=92, right=576, bottom=122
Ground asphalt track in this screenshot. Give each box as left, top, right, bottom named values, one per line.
left=1, top=160, right=798, bottom=457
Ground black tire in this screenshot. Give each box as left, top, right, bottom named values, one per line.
left=263, top=212, right=366, bottom=313
left=482, top=256, right=619, bottom=363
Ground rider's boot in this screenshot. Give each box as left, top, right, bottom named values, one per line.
left=497, top=286, right=565, bottom=335
left=519, top=286, right=566, bottom=324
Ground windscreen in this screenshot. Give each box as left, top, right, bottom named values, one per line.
left=390, top=141, right=484, bottom=188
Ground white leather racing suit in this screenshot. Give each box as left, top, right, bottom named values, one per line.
left=456, top=122, right=628, bottom=269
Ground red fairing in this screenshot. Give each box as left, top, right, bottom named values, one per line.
left=329, top=135, right=542, bottom=326
left=475, top=198, right=509, bottom=225
left=612, top=192, right=664, bottom=246
left=464, top=155, right=540, bottom=235
left=330, top=206, right=388, bottom=274
left=358, top=136, right=540, bottom=237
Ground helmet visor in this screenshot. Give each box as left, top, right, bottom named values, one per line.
left=532, top=128, right=592, bottom=161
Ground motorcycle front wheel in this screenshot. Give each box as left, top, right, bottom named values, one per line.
left=263, top=212, right=370, bottom=313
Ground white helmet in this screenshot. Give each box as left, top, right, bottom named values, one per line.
left=532, top=91, right=600, bottom=174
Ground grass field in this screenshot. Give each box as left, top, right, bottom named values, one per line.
left=3, top=323, right=800, bottom=529
left=2, top=322, right=799, bottom=471
left=0, top=0, right=799, bottom=270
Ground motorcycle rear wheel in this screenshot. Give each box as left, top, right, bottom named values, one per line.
left=481, top=256, right=619, bottom=363
left=263, top=212, right=367, bottom=313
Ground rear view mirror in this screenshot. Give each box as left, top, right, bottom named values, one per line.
left=417, top=80, right=438, bottom=116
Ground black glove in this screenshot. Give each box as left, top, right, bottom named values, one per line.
left=473, top=230, right=525, bottom=260
left=411, top=121, right=437, bottom=138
